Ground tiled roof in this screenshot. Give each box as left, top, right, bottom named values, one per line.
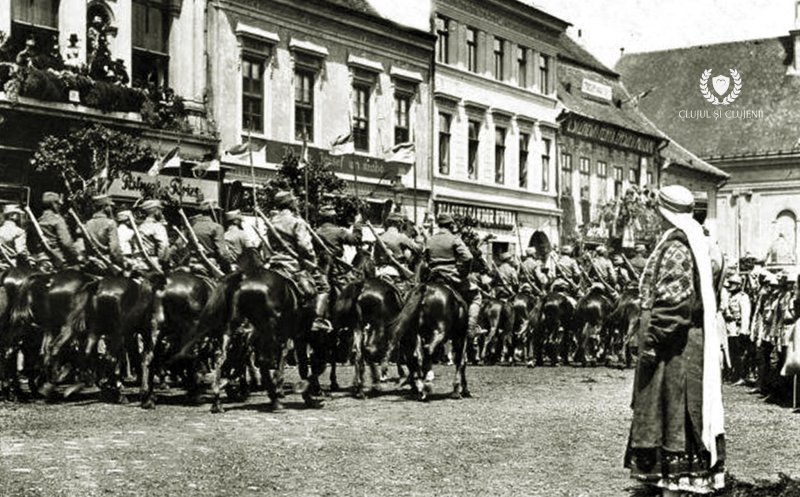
left=616, top=36, right=800, bottom=158
left=558, top=35, right=727, bottom=179
left=557, top=47, right=660, bottom=138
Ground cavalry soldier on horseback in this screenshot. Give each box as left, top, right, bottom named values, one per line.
left=592, top=245, right=618, bottom=289
left=554, top=244, right=581, bottom=288
left=134, top=199, right=170, bottom=273
left=492, top=252, right=519, bottom=299
left=116, top=210, right=135, bottom=257
left=33, top=191, right=81, bottom=270
left=374, top=211, right=419, bottom=287
left=630, top=243, right=648, bottom=275
left=316, top=204, right=362, bottom=288
left=520, top=247, right=547, bottom=290
left=267, top=190, right=332, bottom=333
left=223, top=210, right=251, bottom=263
left=424, top=212, right=481, bottom=336
left=0, top=204, right=28, bottom=269
left=84, top=194, right=125, bottom=270
left=190, top=199, right=234, bottom=275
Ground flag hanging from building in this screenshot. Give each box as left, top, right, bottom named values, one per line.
left=385, top=142, right=415, bottom=164
left=329, top=131, right=355, bottom=156
left=224, top=140, right=265, bottom=160
left=193, top=154, right=221, bottom=173
left=147, top=146, right=181, bottom=176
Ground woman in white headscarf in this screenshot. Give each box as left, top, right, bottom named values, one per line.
left=624, top=185, right=725, bottom=496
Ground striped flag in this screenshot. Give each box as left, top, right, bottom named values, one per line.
left=193, top=153, right=221, bottom=173
left=329, top=131, right=355, bottom=156
left=224, top=141, right=265, bottom=159
left=147, top=146, right=181, bottom=176
left=385, top=142, right=415, bottom=164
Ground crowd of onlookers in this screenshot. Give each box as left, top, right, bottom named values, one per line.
left=719, top=265, right=799, bottom=407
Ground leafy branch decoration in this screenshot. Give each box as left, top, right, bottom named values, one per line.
left=699, top=69, right=720, bottom=105
left=699, top=68, right=742, bottom=105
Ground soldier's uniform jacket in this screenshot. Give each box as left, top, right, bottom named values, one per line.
left=316, top=222, right=361, bottom=259
left=424, top=228, right=472, bottom=285
left=375, top=227, right=419, bottom=266
left=37, top=209, right=79, bottom=263
left=630, top=255, right=648, bottom=275
left=118, top=224, right=135, bottom=256
left=0, top=220, right=27, bottom=261
left=555, top=255, right=581, bottom=283
left=268, top=209, right=316, bottom=269
left=494, top=261, right=519, bottom=297
left=192, top=215, right=233, bottom=266
left=138, top=216, right=170, bottom=265
left=85, top=212, right=124, bottom=266
left=593, top=256, right=618, bottom=287
left=224, top=225, right=251, bottom=261
left=616, top=265, right=633, bottom=288
left=722, top=290, right=751, bottom=337
left=520, top=257, right=547, bottom=287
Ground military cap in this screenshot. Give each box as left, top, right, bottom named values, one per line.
left=635, top=244, right=646, bottom=253
left=436, top=213, right=454, bottom=226
left=116, top=210, right=133, bottom=222
left=42, top=191, right=62, bottom=204
left=92, top=194, right=114, bottom=208
left=275, top=191, right=296, bottom=208
left=524, top=247, right=537, bottom=257
left=498, top=252, right=513, bottom=263
left=320, top=204, right=337, bottom=217
left=139, top=199, right=163, bottom=212
left=727, top=274, right=742, bottom=286
left=198, top=199, right=216, bottom=212
left=2, top=204, right=23, bottom=215
left=612, top=254, right=624, bottom=264
left=560, top=244, right=573, bottom=255
left=386, top=212, right=404, bottom=223
left=595, top=245, right=608, bottom=256
left=225, top=209, right=243, bottom=222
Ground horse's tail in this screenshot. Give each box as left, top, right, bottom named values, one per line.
left=9, top=273, right=44, bottom=330
left=388, top=284, right=426, bottom=344
left=333, top=279, right=366, bottom=329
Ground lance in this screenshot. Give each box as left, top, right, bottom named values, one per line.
left=298, top=217, right=354, bottom=271
left=0, top=243, right=16, bottom=268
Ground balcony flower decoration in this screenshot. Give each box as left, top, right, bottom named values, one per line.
left=0, top=30, right=187, bottom=130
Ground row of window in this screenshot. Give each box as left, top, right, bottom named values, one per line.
left=560, top=153, right=655, bottom=200
left=242, top=55, right=413, bottom=151
left=10, top=0, right=171, bottom=87
left=435, top=15, right=550, bottom=93
left=437, top=113, right=552, bottom=191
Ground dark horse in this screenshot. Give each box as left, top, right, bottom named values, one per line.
left=10, top=268, right=94, bottom=398
left=474, top=298, right=509, bottom=364
left=0, top=267, right=38, bottom=400
left=141, top=271, right=212, bottom=409
left=573, top=285, right=615, bottom=366
left=393, top=280, right=470, bottom=401
left=537, top=289, right=576, bottom=366
left=190, top=254, right=317, bottom=413
left=508, top=291, right=539, bottom=365
left=334, top=276, right=404, bottom=398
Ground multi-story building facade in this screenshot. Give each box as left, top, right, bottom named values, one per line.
left=431, top=0, right=567, bottom=258
left=0, top=0, right=218, bottom=207
left=209, top=0, right=434, bottom=223
left=617, top=3, right=800, bottom=265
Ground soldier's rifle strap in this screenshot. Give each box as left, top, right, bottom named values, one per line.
left=621, top=253, right=641, bottom=282
left=177, top=208, right=224, bottom=279
left=23, top=206, right=65, bottom=269
left=299, top=218, right=354, bottom=271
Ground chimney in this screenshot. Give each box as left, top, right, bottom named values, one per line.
left=620, top=47, right=625, bottom=58
left=789, top=0, right=800, bottom=74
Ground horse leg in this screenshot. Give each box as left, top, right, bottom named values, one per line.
left=451, top=330, right=469, bottom=399
left=352, top=324, right=366, bottom=399
left=210, top=332, right=230, bottom=414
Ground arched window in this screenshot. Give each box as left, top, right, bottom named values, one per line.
left=768, top=210, right=797, bottom=264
